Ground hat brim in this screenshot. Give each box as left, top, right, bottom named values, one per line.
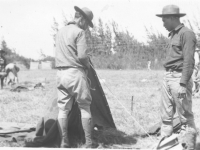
left=156, top=13, right=186, bottom=17
left=74, top=6, right=93, bottom=28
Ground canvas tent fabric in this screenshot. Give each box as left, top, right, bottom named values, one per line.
left=30, top=62, right=39, bottom=70
left=0, top=64, right=116, bottom=147
left=41, top=61, right=52, bottom=69
left=30, top=61, right=52, bottom=70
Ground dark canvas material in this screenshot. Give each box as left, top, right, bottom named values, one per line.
left=23, top=65, right=116, bottom=147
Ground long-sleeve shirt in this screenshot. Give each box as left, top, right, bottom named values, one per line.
left=55, top=22, right=90, bottom=69
left=164, top=24, right=196, bottom=85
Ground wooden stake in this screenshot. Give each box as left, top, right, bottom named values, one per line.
left=131, top=96, right=133, bottom=115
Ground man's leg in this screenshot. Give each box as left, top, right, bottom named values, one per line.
left=0, top=77, right=3, bottom=89
left=56, top=69, right=76, bottom=148
left=160, top=78, right=175, bottom=137
left=73, top=69, right=94, bottom=148
left=13, top=70, right=19, bottom=84
left=171, top=78, right=196, bottom=150
left=57, top=86, right=74, bottom=148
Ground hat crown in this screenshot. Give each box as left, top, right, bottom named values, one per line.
left=81, top=7, right=93, bottom=21
left=156, top=5, right=186, bottom=17
left=162, top=5, right=180, bottom=15
left=74, top=6, right=93, bottom=27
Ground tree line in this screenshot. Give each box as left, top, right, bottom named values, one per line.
left=1, top=40, right=31, bottom=68
left=52, top=15, right=200, bottom=70
left=0, top=40, right=55, bottom=69
left=1, top=16, right=200, bottom=70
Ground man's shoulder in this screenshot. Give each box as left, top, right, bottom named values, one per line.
left=179, top=26, right=194, bottom=34
left=60, top=24, right=83, bottom=34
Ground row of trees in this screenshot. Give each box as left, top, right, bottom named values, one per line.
left=2, top=15, right=200, bottom=70
left=0, top=40, right=56, bottom=69
left=51, top=17, right=171, bottom=69
left=1, top=40, right=31, bottom=68
left=85, top=18, right=200, bottom=69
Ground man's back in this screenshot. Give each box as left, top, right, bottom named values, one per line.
left=55, top=23, right=86, bottom=68
left=5, top=63, right=20, bottom=76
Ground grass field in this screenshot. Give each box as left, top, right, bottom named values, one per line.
left=0, top=69, right=199, bottom=149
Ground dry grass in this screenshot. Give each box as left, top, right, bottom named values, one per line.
left=0, top=69, right=199, bottom=149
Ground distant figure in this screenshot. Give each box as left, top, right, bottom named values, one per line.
left=147, top=61, right=151, bottom=70
left=193, top=71, right=200, bottom=95
left=192, top=48, right=200, bottom=93
left=154, top=58, right=158, bottom=68
left=4, top=63, right=20, bottom=85
left=193, top=48, right=200, bottom=76
left=0, top=49, right=7, bottom=89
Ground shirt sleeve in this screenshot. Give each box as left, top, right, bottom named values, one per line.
left=76, top=31, right=90, bottom=69
left=180, top=31, right=196, bottom=85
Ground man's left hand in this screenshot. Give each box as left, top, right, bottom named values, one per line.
left=178, top=84, right=187, bottom=98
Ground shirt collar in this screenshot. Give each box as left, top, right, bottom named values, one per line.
left=168, top=23, right=184, bottom=37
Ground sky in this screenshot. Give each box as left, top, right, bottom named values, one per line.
left=0, top=0, right=200, bottom=60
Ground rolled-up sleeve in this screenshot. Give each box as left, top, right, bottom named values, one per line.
left=76, top=31, right=90, bottom=69
left=180, top=31, right=196, bottom=85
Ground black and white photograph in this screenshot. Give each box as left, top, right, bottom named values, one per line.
left=0, top=0, right=200, bottom=149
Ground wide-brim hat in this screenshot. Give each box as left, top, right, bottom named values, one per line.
left=156, top=5, right=186, bottom=17
left=74, top=6, right=93, bottom=28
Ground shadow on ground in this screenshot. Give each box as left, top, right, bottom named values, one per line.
left=0, top=128, right=138, bottom=148
left=92, top=128, right=137, bottom=148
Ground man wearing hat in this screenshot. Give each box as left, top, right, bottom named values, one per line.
left=0, top=49, right=7, bottom=89
left=55, top=6, right=94, bottom=148
left=156, top=5, right=197, bottom=149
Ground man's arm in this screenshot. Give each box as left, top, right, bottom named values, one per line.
left=76, top=31, right=90, bottom=69
left=180, top=31, right=196, bottom=85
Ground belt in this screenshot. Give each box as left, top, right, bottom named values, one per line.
left=56, top=66, right=72, bottom=70
left=56, top=66, right=85, bottom=70
left=166, top=68, right=182, bottom=73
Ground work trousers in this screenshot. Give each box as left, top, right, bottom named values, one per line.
left=56, top=68, right=92, bottom=119
left=160, top=71, right=196, bottom=137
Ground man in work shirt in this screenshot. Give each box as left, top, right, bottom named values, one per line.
left=55, top=6, right=94, bottom=148
left=0, top=49, right=7, bottom=89
left=156, top=5, right=197, bottom=149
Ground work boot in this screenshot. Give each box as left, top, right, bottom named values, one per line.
left=57, top=118, right=70, bottom=148
left=181, top=126, right=197, bottom=150
left=81, top=118, right=94, bottom=148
